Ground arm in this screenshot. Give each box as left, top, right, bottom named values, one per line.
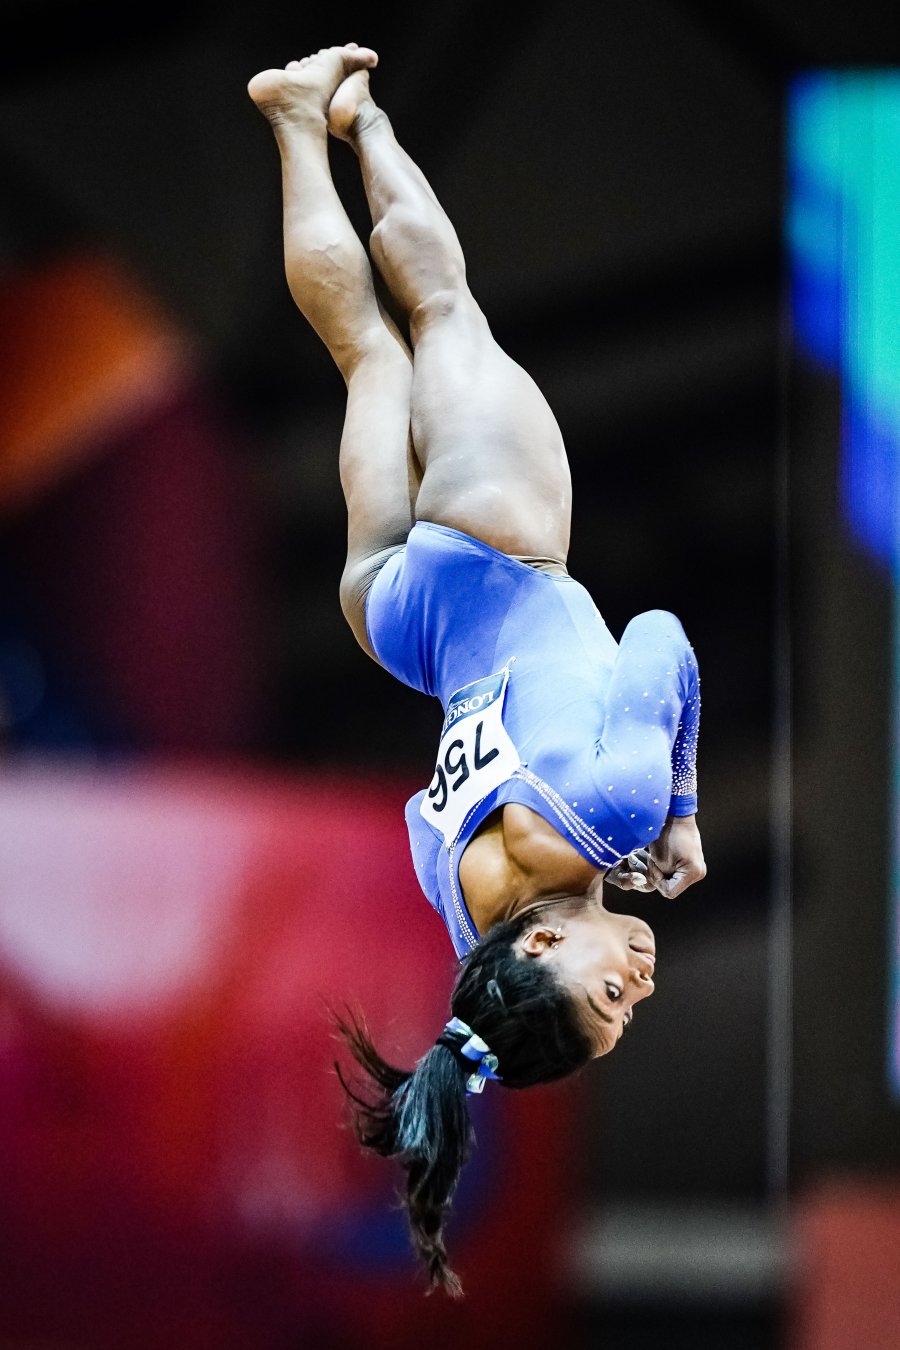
left=602, top=610, right=705, bottom=898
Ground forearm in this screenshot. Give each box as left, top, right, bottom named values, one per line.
left=668, top=644, right=700, bottom=816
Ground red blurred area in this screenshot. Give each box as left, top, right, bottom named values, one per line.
left=0, top=761, right=578, bottom=1350
left=4, top=381, right=267, bottom=753
left=791, top=1180, right=900, bottom=1350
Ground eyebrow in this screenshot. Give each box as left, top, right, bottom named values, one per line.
left=586, top=994, right=614, bottom=1025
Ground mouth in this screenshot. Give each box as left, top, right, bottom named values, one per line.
left=629, top=948, right=656, bottom=980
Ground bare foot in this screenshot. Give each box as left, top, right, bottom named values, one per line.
left=247, top=43, right=378, bottom=127
left=327, top=68, right=380, bottom=142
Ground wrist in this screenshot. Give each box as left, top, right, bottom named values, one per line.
left=666, top=810, right=698, bottom=827
left=667, top=795, right=697, bottom=818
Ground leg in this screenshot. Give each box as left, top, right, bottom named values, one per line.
left=330, top=73, right=572, bottom=563
left=248, top=46, right=419, bottom=658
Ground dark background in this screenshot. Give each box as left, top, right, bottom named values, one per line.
left=1, top=3, right=899, bottom=1348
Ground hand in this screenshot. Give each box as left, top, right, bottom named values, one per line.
left=606, top=848, right=655, bottom=894
left=606, top=815, right=707, bottom=899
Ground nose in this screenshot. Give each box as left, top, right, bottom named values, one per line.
left=629, top=948, right=656, bottom=998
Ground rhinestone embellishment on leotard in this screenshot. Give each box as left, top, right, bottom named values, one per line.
left=514, top=767, right=625, bottom=869
left=670, top=685, right=700, bottom=798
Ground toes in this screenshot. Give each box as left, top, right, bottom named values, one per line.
left=272, top=44, right=376, bottom=94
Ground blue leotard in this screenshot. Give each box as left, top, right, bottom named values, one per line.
left=365, top=522, right=700, bottom=959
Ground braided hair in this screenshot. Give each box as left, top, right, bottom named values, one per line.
left=334, top=908, right=594, bottom=1296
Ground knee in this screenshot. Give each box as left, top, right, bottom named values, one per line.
left=410, top=287, right=465, bottom=322
left=341, top=323, right=412, bottom=385
left=409, top=287, right=483, bottom=341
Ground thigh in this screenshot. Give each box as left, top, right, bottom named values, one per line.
left=338, top=328, right=418, bottom=658
left=409, top=290, right=572, bottom=562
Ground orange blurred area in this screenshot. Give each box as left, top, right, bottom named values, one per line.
left=0, top=254, right=187, bottom=515
left=0, top=760, right=578, bottom=1350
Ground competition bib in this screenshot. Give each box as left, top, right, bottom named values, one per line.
left=420, top=668, right=521, bottom=845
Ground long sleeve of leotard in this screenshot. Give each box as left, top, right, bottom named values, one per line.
left=598, top=609, right=700, bottom=818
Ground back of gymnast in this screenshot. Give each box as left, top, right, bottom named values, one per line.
left=248, top=44, right=706, bottom=1295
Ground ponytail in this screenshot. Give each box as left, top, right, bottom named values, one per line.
left=334, top=911, right=593, bottom=1295
left=335, top=1012, right=472, bottom=1296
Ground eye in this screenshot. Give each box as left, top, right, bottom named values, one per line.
left=605, top=982, right=623, bottom=1003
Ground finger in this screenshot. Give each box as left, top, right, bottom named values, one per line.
left=655, top=874, right=682, bottom=898
left=607, top=870, right=636, bottom=891
left=608, top=853, right=652, bottom=891
left=657, top=869, right=696, bottom=898
left=645, top=858, right=667, bottom=888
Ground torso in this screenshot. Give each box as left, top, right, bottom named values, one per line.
left=376, top=525, right=692, bottom=959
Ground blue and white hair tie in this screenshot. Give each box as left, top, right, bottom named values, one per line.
left=443, top=1016, right=502, bottom=1095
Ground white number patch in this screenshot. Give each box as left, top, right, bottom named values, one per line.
left=420, top=669, right=521, bottom=844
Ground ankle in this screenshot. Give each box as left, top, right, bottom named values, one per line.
left=347, top=101, right=389, bottom=146
left=267, top=103, right=328, bottom=141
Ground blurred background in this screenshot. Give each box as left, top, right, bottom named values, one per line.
left=0, top=3, right=898, bottom=1348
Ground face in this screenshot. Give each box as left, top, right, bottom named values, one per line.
left=516, top=903, right=656, bottom=1056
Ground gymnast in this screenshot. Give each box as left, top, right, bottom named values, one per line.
left=248, top=43, right=706, bottom=1295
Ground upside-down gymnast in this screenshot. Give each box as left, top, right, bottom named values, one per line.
left=248, top=43, right=706, bottom=1295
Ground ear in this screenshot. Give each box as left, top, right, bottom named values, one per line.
left=518, top=926, right=562, bottom=957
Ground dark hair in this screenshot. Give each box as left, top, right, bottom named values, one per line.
left=333, top=910, right=594, bottom=1296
